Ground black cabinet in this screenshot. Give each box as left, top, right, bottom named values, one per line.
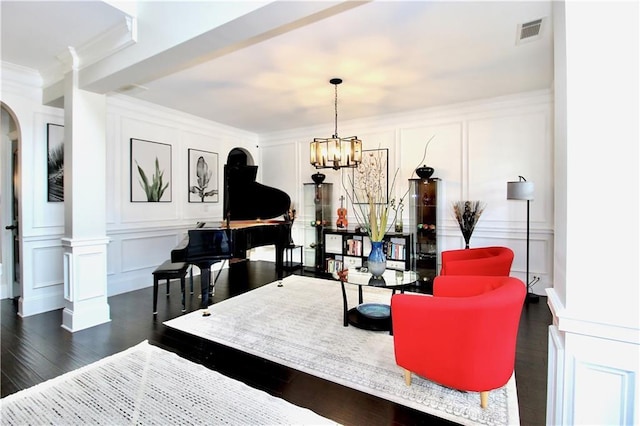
left=409, top=178, right=440, bottom=283
left=303, top=183, right=332, bottom=272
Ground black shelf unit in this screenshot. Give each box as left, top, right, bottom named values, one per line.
left=322, top=229, right=412, bottom=273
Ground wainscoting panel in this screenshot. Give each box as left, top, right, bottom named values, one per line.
left=546, top=325, right=565, bottom=426
left=120, top=234, right=181, bottom=273
left=399, top=122, right=464, bottom=200
left=438, top=227, right=553, bottom=293
left=467, top=110, right=553, bottom=229
left=75, top=251, right=108, bottom=301
left=20, top=237, right=65, bottom=316
left=564, top=332, right=639, bottom=425
left=32, top=245, right=64, bottom=289
left=574, top=363, right=636, bottom=425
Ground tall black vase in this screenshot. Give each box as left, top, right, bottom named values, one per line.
left=463, top=231, right=472, bottom=249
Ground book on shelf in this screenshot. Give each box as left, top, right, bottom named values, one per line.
left=346, top=239, right=362, bottom=256
left=326, top=258, right=344, bottom=273
left=384, top=240, right=406, bottom=261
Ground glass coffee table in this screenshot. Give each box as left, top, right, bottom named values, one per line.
left=334, top=268, right=419, bottom=332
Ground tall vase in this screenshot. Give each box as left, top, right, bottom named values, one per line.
left=367, top=241, right=387, bottom=278
left=463, top=231, right=472, bottom=249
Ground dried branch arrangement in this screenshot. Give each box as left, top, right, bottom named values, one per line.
left=452, top=200, right=486, bottom=248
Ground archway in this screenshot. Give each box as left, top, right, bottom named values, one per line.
left=1, top=102, right=22, bottom=303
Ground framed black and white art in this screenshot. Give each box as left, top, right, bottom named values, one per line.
left=130, top=138, right=172, bottom=202
left=188, top=148, right=219, bottom=203
left=47, top=123, right=64, bottom=202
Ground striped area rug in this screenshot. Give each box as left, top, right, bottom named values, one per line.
left=165, top=274, right=520, bottom=426
left=0, top=341, right=336, bottom=425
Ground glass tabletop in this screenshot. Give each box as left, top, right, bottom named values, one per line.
left=333, top=268, right=419, bottom=289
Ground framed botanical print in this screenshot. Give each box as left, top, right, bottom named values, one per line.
left=130, top=138, right=172, bottom=202
left=188, top=148, right=219, bottom=203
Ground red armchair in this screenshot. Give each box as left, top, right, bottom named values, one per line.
left=440, top=246, right=514, bottom=276
left=391, top=275, right=525, bottom=408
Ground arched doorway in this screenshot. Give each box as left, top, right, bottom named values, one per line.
left=1, top=102, right=22, bottom=302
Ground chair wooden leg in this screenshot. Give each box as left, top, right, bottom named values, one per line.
left=480, top=391, right=489, bottom=408
left=404, top=369, right=412, bottom=386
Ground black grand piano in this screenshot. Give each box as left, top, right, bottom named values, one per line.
left=171, top=158, right=292, bottom=308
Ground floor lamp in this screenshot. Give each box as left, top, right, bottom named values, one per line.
left=507, top=176, right=539, bottom=303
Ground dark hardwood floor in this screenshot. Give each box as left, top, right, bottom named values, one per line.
left=1, top=261, right=552, bottom=425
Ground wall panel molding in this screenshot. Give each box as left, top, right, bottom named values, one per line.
left=547, top=325, right=565, bottom=425
left=32, top=245, right=64, bottom=289
left=566, top=332, right=639, bottom=425
left=119, top=233, right=181, bottom=273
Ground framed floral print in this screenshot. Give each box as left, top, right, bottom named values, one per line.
left=188, top=148, right=219, bottom=203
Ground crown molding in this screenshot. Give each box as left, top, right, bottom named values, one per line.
left=41, top=15, right=137, bottom=88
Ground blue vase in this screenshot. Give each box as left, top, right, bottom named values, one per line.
left=367, top=241, right=386, bottom=278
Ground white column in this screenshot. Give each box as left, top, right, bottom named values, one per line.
left=60, top=49, right=110, bottom=332
left=547, top=2, right=639, bottom=424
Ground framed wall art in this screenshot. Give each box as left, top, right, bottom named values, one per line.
left=352, top=148, right=389, bottom=204
left=130, top=138, right=172, bottom=202
left=188, top=148, right=219, bottom=203
left=47, top=123, right=64, bottom=202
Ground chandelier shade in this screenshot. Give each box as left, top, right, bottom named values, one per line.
left=310, top=136, right=362, bottom=170
left=310, top=78, right=362, bottom=170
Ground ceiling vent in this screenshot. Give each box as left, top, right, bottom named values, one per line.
left=516, top=18, right=544, bottom=44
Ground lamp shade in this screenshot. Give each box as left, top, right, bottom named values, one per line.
left=507, top=181, right=534, bottom=200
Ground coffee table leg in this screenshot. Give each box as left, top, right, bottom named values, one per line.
left=340, top=281, right=348, bottom=327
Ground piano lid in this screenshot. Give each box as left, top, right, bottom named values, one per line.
left=224, top=164, right=291, bottom=221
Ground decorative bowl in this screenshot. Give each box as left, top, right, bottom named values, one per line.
left=415, top=165, right=434, bottom=180
left=356, top=303, right=390, bottom=319
left=311, top=172, right=326, bottom=184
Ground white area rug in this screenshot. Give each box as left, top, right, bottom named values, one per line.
left=165, top=275, right=520, bottom=426
left=0, top=341, right=336, bottom=425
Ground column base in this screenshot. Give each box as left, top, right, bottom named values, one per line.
left=62, top=299, right=111, bottom=332
left=61, top=236, right=111, bottom=332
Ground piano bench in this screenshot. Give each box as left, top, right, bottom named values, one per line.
left=152, top=260, right=193, bottom=315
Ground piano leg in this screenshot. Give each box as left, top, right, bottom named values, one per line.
left=275, top=244, right=285, bottom=281
left=199, top=264, right=212, bottom=308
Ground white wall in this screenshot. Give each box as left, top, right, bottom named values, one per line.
left=1, top=63, right=259, bottom=316
left=1, top=58, right=555, bottom=317
left=1, top=65, right=66, bottom=315
left=105, top=95, right=259, bottom=296
left=260, top=90, right=554, bottom=295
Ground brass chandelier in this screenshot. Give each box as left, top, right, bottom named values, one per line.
left=310, top=78, right=362, bottom=170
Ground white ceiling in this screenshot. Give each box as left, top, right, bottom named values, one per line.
left=1, top=1, right=554, bottom=135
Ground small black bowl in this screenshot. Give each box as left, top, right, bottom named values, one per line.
left=311, top=172, right=326, bottom=184
left=415, top=166, right=434, bottom=180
